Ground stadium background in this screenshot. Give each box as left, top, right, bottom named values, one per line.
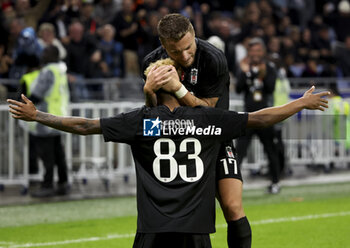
left=1, top=0, right=350, bottom=247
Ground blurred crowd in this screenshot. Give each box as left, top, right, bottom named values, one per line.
left=1, top=0, right=350, bottom=99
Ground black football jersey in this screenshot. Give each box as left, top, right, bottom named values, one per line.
left=100, top=105, right=247, bottom=234
left=142, top=38, right=230, bottom=110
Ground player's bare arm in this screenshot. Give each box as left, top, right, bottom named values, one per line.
left=163, top=66, right=219, bottom=107
left=7, top=94, right=101, bottom=135
left=247, top=86, right=330, bottom=128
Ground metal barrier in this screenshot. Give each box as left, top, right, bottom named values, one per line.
left=0, top=104, right=29, bottom=192
left=1, top=99, right=349, bottom=193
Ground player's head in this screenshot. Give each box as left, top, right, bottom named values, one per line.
left=157, top=13, right=196, bottom=68
left=144, top=58, right=182, bottom=78
left=144, top=58, right=181, bottom=106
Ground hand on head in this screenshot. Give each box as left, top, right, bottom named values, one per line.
left=144, top=58, right=182, bottom=94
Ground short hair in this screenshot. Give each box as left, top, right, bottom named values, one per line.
left=42, top=45, right=59, bottom=64
left=248, top=37, right=266, bottom=50
left=157, top=13, right=194, bottom=44
left=144, top=58, right=181, bottom=77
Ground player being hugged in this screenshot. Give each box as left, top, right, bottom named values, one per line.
left=8, top=58, right=329, bottom=248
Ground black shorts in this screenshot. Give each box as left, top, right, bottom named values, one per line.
left=216, top=140, right=243, bottom=181
left=133, top=232, right=212, bottom=248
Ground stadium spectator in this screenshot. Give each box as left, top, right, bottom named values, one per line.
left=216, top=17, right=239, bottom=75
left=0, top=0, right=349, bottom=82
left=137, top=11, right=161, bottom=69
left=298, top=28, right=314, bottom=63
left=17, top=54, right=41, bottom=175
left=276, top=15, right=292, bottom=36
left=14, top=0, right=51, bottom=29
left=333, top=35, right=350, bottom=77
left=301, top=55, right=335, bottom=78
left=64, top=20, right=99, bottom=100
left=314, top=24, right=333, bottom=64
left=59, top=0, right=81, bottom=26
left=37, top=22, right=67, bottom=60
left=0, top=43, right=11, bottom=78
left=240, top=1, right=261, bottom=41
left=80, top=1, right=98, bottom=35
left=8, top=60, right=329, bottom=247
left=287, top=0, right=315, bottom=29
left=112, top=0, right=142, bottom=75
left=327, top=83, right=350, bottom=151
left=267, top=36, right=281, bottom=61
left=334, top=0, right=350, bottom=42
left=273, top=60, right=291, bottom=177
left=142, top=13, right=252, bottom=248
left=38, top=2, right=69, bottom=42
left=9, top=27, right=42, bottom=80
left=235, top=37, right=251, bottom=74
left=235, top=37, right=280, bottom=194
left=18, top=45, right=70, bottom=197
left=93, top=0, right=120, bottom=26
left=97, top=24, right=125, bottom=78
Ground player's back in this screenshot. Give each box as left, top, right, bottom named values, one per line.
left=100, top=105, right=247, bottom=233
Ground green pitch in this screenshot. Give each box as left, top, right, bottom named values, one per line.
left=1, top=182, right=350, bottom=248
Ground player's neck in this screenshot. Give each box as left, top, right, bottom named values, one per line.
left=157, top=92, right=180, bottom=111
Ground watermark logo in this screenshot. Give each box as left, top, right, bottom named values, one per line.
left=143, top=117, right=161, bottom=136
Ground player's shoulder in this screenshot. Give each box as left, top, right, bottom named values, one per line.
left=197, top=39, right=226, bottom=62
left=142, top=46, right=167, bottom=66
left=197, top=38, right=228, bottom=73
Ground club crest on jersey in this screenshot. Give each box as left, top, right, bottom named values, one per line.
left=190, top=68, right=198, bottom=85
left=225, top=146, right=235, bottom=158
left=143, top=117, right=161, bottom=136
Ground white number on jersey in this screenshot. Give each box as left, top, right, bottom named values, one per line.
left=220, top=158, right=238, bottom=175
left=153, top=138, right=204, bottom=183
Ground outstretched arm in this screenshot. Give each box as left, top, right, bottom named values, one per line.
left=247, top=86, right=330, bottom=128
left=8, top=94, right=101, bottom=135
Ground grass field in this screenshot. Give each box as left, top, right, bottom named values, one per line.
left=1, top=181, right=350, bottom=248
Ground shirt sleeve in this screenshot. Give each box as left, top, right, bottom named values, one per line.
left=221, top=111, right=248, bottom=139
left=197, top=52, right=229, bottom=99
left=31, top=70, right=54, bottom=100
left=100, top=107, right=144, bottom=144
left=204, top=107, right=248, bottom=140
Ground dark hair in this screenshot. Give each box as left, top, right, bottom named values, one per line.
left=41, top=45, right=59, bottom=64
left=157, top=13, right=194, bottom=44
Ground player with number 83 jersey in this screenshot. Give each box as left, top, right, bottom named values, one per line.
left=100, top=105, right=248, bottom=234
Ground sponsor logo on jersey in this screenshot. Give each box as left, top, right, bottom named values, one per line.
left=143, top=117, right=222, bottom=136
left=143, top=117, right=161, bottom=136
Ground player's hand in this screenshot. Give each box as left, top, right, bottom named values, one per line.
left=161, top=66, right=182, bottom=93
left=7, top=94, right=37, bottom=121
left=301, top=86, right=330, bottom=111
left=144, top=65, right=181, bottom=93
left=144, top=65, right=171, bottom=93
